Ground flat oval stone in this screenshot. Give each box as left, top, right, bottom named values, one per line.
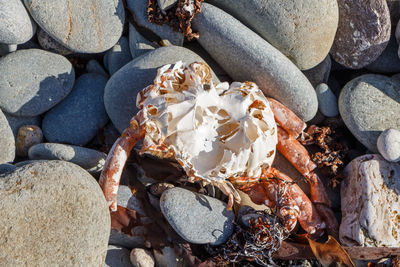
left=330, top=0, right=391, bottom=69
left=0, top=109, right=15, bottom=164
left=42, top=73, right=108, bottom=145
left=23, top=0, right=124, bottom=53
left=104, top=45, right=220, bottom=132
left=0, top=49, right=75, bottom=116
left=192, top=3, right=318, bottom=121
left=0, top=161, right=110, bottom=265
left=316, top=83, right=338, bottom=117
left=160, top=187, right=234, bottom=245
left=28, top=143, right=107, bottom=174
left=0, top=0, right=36, bottom=44
left=208, top=0, right=338, bottom=70
left=339, top=74, right=400, bottom=152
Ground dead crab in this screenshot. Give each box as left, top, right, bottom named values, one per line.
left=99, top=61, right=338, bottom=237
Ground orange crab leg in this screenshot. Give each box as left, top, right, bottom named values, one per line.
left=99, top=118, right=145, bottom=212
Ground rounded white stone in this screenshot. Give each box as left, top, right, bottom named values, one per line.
left=377, top=129, right=400, bottom=162
left=130, top=248, right=155, bottom=267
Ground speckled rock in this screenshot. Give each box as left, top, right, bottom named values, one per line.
left=104, top=46, right=219, bottom=132
left=104, top=36, right=132, bottom=75
left=0, top=44, right=17, bottom=56
left=340, top=154, right=400, bottom=247
left=365, top=34, right=400, bottom=73
left=0, top=109, right=15, bottom=164
left=37, top=28, right=72, bottom=55
left=302, top=55, right=331, bottom=88
left=130, top=248, right=155, bottom=267
left=104, top=245, right=133, bottom=267
left=160, top=187, right=234, bottom=245
left=0, top=49, right=75, bottom=116
left=128, top=24, right=159, bottom=58
left=0, top=163, right=16, bottom=174
left=0, top=161, right=110, bottom=265
left=377, top=129, right=400, bottom=162
left=330, top=0, right=391, bottom=69
left=339, top=74, right=400, bottom=152
left=0, top=0, right=36, bottom=44
left=4, top=112, right=41, bottom=139
left=86, top=59, right=109, bottom=77
left=208, top=0, right=338, bottom=70
left=192, top=3, right=318, bottom=121
left=23, top=0, right=124, bottom=53
left=42, top=73, right=108, bottom=145
left=16, top=125, right=43, bottom=157
left=28, top=143, right=107, bottom=173
left=125, top=0, right=183, bottom=46
left=315, top=83, right=338, bottom=117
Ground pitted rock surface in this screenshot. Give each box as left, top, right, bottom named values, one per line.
left=330, top=0, right=391, bottom=69
left=340, top=154, right=400, bottom=247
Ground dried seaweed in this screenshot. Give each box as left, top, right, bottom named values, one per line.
left=147, top=0, right=204, bottom=40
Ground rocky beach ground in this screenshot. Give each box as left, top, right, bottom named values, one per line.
left=0, top=0, right=400, bottom=266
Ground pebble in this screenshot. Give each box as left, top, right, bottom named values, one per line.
left=330, top=0, right=391, bottom=69
left=42, top=73, right=108, bottom=145
left=315, top=83, right=339, bottom=117
left=0, top=49, right=75, bottom=116
left=28, top=143, right=107, bottom=174
left=0, top=161, right=110, bottom=265
left=4, top=112, right=41, bottom=139
left=365, top=34, right=400, bottom=73
left=16, top=125, right=43, bottom=157
left=23, top=0, right=125, bottom=53
left=339, top=74, right=400, bottom=152
left=128, top=24, right=159, bottom=58
left=302, top=55, right=331, bottom=88
left=86, top=59, right=109, bottom=77
left=377, top=129, right=400, bottom=162
left=104, top=45, right=220, bottom=132
left=0, top=0, right=36, bottom=44
left=125, top=0, right=183, bottom=46
left=104, top=245, right=133, bottom=267
left=160, top=187, right=234, bottom=245
left=0, top=43, right=17, bottom=56
left=130, top=248, right=155, bottom=267
left=192, top=3, right=318, bottom=121
left=37, top=28, right=73, bottom=56
left=0, top=109, right=15, bottom=164
left=104, top=36, right=132, bottom=75
left=208, top=0, right=338, bottom=70
left=340, top=154, right=400, bottom=247
left=0, top=163, right=16, bottom=174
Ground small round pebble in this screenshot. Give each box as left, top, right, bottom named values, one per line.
left=315, top=83, right=339, bottom=117
left=130, top=248, right=155, bottom=267
left=377, top=129, right=400, bottom=162
left=16, top=125, right=43, bottom=157
left=160, top=187, right=234, bottom=245
left=28, top=143, right=107, bottom=174
left=42, top=73, right=109, bottom=145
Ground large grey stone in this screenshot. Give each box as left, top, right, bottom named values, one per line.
left=42, top=73, right=108, bottom=145
left=340, top=154, right=400, bottom=247
left=192, top=3, right=318, bottom=121
left=4, top=112, right=41, bottom=139
left=104, top=45, right=220, bottom=133
left=0, top=0, right=36, bottom=44
left=23, top=0, right=124, bottom=53
left=128, top=23, right=159, bottom=59
left=0, top=161, right=110, bottom=265
left=105, top=36, right=132, bottom=75
left=28, top=143, right=107, bottom=173
left=339, top=74, right=400, bottom=152
left=330, top=0, right=391, bottom=69
left=160, top=187, right=234, bottom=245
left=0, top=49, right=75, bottom=116
left=0, top=109, right=15, bottom=164
left=208, top=0, right=338, bottom=70
left=125, top=0, right=183, bottom=46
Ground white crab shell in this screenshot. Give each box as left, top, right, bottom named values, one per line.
left=137, top=61, right=277, bottom=183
